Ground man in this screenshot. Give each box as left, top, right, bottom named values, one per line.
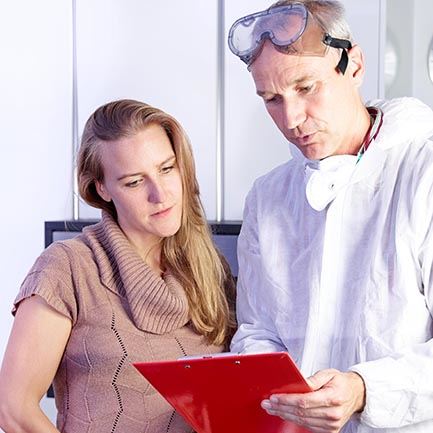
left=228, top=1, right=433, bottom=432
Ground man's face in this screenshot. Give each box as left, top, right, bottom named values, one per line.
left=250, top=41, right=364, bottom=160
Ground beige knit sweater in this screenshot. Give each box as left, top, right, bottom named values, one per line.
left=14, top=212, right=224, bottom=433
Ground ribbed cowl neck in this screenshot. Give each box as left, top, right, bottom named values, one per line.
left=82, top=212, right=190, bottom=334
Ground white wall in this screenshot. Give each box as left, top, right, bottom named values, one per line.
left=412, top=0, right=433, bottom=107
left=75, top=0, right=219, bottom=220
left=0, top=0, right=73, bottom=426
left=386, top=0, right=433, bottom=107
left=386, top=0, right=414, bottom=96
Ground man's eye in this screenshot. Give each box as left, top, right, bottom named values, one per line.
left=125, top=179, right=141, bottom=188
left=264, top=96, right=279, bottom=104
left=299, top=84, right=314, bottom=93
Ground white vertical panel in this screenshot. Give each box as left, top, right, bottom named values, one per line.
left=76, top=0, right=218, bottom=220
left=224, top=0, right=291, bottom=222
left=386, top=0, right=433, bottom=108
left=224, top=0, right=385, bottom=220
left=341, top=0, right=385, bottom=101
left=0, top=0, right=72, bottom=425
left=412, top=0, right=433, bottom=107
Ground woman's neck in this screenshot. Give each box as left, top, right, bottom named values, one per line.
left=118, top=224, right=164, bottom=276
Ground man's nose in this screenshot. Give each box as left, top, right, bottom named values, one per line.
left=148, top=179, right=166, bottom=204
left=282, top=100, right=306, bottom=130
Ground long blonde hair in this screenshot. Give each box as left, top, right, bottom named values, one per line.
left=78, top=99, right=236, bottom=346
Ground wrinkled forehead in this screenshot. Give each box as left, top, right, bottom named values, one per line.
left=250, top=39, right=336, bottom=86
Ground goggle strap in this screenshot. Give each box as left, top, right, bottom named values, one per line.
left=323, top=34, right=352, bottom=74
left=337, top=50, right=349, bottom=75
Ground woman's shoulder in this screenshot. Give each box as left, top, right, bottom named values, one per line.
left=35, top=235, right=93, bottom=271
left=13, top=236, right=94, bottom=322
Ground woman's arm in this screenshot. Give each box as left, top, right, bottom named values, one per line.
left=0, top=295, right=72, bottom=433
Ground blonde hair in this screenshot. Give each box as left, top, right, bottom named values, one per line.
left=78, top=99, right=236, bottom=346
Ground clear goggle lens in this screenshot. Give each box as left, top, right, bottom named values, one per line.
left=229, top=4, right=308, bottom=58
left=228, top=3, right=352, bottom=73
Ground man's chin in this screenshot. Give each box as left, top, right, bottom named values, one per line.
left=299, top=147, right=328, bottom=161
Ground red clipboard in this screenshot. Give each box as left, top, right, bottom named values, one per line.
left=133, top=351, right=312, bottom=433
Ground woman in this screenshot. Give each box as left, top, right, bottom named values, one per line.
left=0, top=99, right=236, bottom=433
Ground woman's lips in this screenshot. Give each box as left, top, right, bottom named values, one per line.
left=151, top=206, right=173, bottom=217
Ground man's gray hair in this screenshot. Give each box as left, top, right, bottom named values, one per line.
left=272, top=0, right=353, bottom=42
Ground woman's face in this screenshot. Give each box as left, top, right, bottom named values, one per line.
left=96, top=123, right=183, bottom=249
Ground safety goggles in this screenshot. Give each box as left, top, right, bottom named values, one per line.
left=228, top=3, right=352, bottom=74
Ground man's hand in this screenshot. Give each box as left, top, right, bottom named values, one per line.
left=261, top=369, right=366, bottom=433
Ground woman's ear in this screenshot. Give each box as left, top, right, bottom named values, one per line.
left=347, top=44, right=365, bottom=88
left=95, top=181, right=112, bottom=202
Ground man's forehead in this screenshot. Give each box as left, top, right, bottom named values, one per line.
left=251, top=42, right=336, bottom=87
left=252, top=57, right=322, bottom=89
left=254, top=73, right=317, bottom=97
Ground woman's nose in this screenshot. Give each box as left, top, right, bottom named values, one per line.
left=148, top=179, right=166, bottom=204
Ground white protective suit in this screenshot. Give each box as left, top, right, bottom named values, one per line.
left=231, top=98, right=433, bottom=432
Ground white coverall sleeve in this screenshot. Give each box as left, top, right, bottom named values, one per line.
left=350, top=174, right=433, bottom=429
left=230, top=187, right=286, bottom=354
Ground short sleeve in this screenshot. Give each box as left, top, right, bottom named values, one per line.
left=12, top=242, right=78, bottom=324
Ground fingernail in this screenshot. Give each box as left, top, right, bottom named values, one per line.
left=270, top=395, right=279, bottom=403
left=261, top=400, right=272, bottom=409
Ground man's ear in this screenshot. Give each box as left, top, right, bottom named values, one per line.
left=346, top=44, right=365, bottom=87
left=95, top=181, right=111, bottom=202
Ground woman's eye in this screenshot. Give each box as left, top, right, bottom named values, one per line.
left=161, top=165, right=174, bottom=174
